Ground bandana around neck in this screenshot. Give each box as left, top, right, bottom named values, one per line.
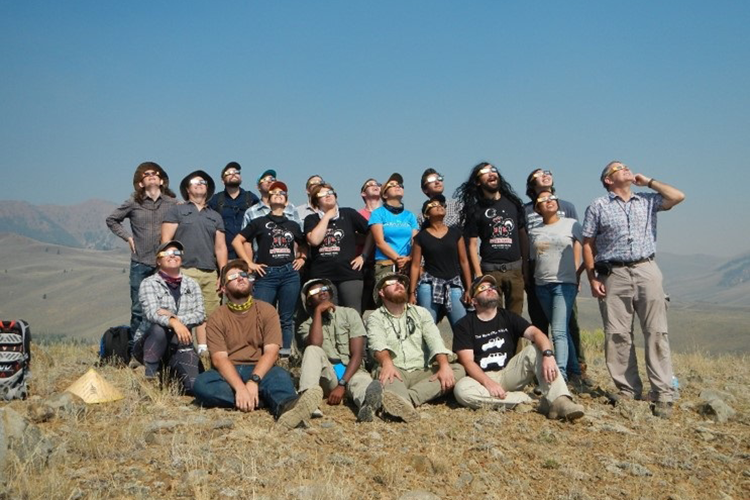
left=226, top=296, right=254, bottom=312
left=159, top=271, right=182, bottom=290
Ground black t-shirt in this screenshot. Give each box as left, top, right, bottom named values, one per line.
left=239, top=213, right=304, bottom=266
left=452, top=310, right=530, bottom=371
left=464, top=197, right=525, bottom=264
left=414, top=226, right=462, bottom=279
left=303, top=208, right=369, bottom=281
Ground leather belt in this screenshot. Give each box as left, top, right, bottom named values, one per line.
left=609, top=254, right=654, bottom=268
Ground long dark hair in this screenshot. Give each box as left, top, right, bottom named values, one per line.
left=454, top=161, right=523, bottom=226
left=132, top=162, right=176, bottom=205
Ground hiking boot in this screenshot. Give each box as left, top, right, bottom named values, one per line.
left=277, top=386, right=323, bottom=429
left=382, top=391, right=420, bottom=423
left=357, top=381, right=383, bottom=423
left=651, top=401, right=673, bottom=419
left=546, top=396, right=585, bottom=421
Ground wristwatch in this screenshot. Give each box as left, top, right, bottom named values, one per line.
left=337, top=378, right=347, bottom=388
left=250, top=373, right=262, bottom=384
left=542, top=349, right=554, bottom=358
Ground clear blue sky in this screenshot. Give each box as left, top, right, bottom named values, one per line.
left=2, top=1, right=747, bottom=256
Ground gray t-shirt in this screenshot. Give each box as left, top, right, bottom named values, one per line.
left=524, top=199, right=578, bottom=232
left=163, top=203, right=225, bottom=271
left=528, top=217, right=583, bottom=285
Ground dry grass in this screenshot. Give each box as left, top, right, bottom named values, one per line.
left=3, top=332, right=749, bottom=499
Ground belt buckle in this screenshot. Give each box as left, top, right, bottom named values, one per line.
left=499, top=263, right=508, bottom=273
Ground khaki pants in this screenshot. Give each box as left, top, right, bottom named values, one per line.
left=482, top=267, right=525, bottom=316
left=454, top=345, right=569, bottom=409
left=377, top=363, right=465, bottom=407
left=182, top=268, right=220, bottom=317
left=599, top=260, right=673, bottom=402
left=298, top=346, right=373, bottom=408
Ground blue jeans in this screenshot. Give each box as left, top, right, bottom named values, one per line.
left=192, top=365, right=297, bottom=415
left=535, top=282, right=581, bottom=380
left=416, top=283, right=467, bottom=328
left=252, top=263, right=300, bottom=350
left=129, top=261, right=156, bottom=334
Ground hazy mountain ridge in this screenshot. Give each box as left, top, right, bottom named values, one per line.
left=0, top=199, right=127, bottom=250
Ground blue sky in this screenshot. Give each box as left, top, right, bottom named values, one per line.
left=2, top=1, right=748, bottom=256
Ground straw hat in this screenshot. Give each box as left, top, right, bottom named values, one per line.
left=65, top=368, right=124, bottom=404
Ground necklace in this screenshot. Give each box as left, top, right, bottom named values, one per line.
left=227, top=296, right=254, bottom=312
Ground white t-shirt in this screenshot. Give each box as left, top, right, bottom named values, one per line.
left=528, top=217, right=583, bottom=285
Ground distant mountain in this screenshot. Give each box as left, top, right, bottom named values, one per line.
left=0, top=199, right=126, bottom=250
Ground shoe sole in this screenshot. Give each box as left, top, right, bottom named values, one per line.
left=277, top=386, right=323, bottom=429
left=357, top=405, right=375, bottom=422
left=382, top=391, right=420, bottom=423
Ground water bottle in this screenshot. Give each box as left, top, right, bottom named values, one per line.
left=671, top=375, right=680, bottom=400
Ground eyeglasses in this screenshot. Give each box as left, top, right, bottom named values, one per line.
left=142, top=171, right=161, bottom=179
left=223, top=169, right=241, bottom=177
left=307, top=285, right=330, bottom=297
left=423, top=174, right=444, bottom=185
left=259, top=176, right=276, bottom=183
left=364, top=181, right=381, bottom=189
left=532, top=170, right=552, bottom=179
left=190, top=179, right=208, bottom=186
left=316, top=189, right=336, bottom=198
left=157, top=250, right=183, bottom=258
left=473, top=283, right=497, bottom=295
left=225, top=271, right=254, bottom=283
left=476, top=165, right=498, bottom=177
left=536, top=194, right=559, bottom=204
left=384, top=181, right=404, bottom=191
left=269, top=190, right=287, bottom=196
left=605, top=164, right=628, bottom=178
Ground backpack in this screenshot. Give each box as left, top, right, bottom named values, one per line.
left=99, top=325, right=132, bottom=366
left=0, top=319, right=31, bottom=401
left=215, top=190, right=256, bottom=214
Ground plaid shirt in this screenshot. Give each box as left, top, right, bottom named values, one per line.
left=582, top=191, right=663, bottom=263
left=106, top=195, right=177, bottom=266
left=135, top=273, right=205, bottom=341
left=241, top=200, right=302, bottom=229
left=417, top=198, right=463, bottom=229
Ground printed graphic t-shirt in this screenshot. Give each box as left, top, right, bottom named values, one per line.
left=452, top=310, right=530, bottom=371
left=239, top=213, right=304, bottom=266
left=303, top=207, right=369, bottom=281
left=465, top=197, right=525, bottom=265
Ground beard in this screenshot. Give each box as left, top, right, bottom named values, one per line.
left=226, top=285, right=252, bottom=302
left=480, top=180, right=500, bottom=194
left=475, top=295, right=500, bottom=309
left=225, top=180, right=241, bottom=188
left=384, top=288, right=408, bottom=304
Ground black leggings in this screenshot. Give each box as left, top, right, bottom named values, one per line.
left=133, top=324, right=201, bottom=394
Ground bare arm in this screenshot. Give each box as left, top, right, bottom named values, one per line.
left=306, top=210, right=335, bottom=246
left=408, top=240, right=423, bottom=303
left=214, top=231, right=228, bottom=272
left=370, top=224, right=401, bottom=261
left=161, top=222, right=178, bottom=244
left=583, top=237, right=605, bottom=297
left=468, top=237, right=481, bottom=278
left=633, top=174, right=686, bottom=210
left=522, top=325, right=558, bottom=384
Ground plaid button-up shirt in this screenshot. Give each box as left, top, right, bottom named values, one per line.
left=136, top=273, right=206, bottom=341
left=582, top=191, right=663, bottom=263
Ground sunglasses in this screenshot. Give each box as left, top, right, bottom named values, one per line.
left=423, top=174, right=444, bottom=185
left=142, top=171, right=161, bottom=179
left=157, top=250, right=183, bottom=258
left=605, top=164, right=628, bottom=178
left=473, top=283, right=497, bottom=295
left=316, top=189, right=336, bottom=198
left=382, top=278, right=404, bottom=288
left=190, top=179, right=208, bottom=186
left=307, top=179, right=324, bottom=188
left=260, top=176, right=276, bottom=183
left=223, top=169, right=241, bottom=177
left=364, top=181, right=382, bottom=189
left=384, top=182, right=404, bottom=190
left=307, top=285, right=330, bottom=297
left=423, top=201, right=445, bottom=213
left=536, top=194, right=559, bottom=204
left=476, top=165, right=498, bottom=177
left=225, top=271, right=254, bottom=283
left=269, top=190, right=287, bottom=196
left=532, top=170, right=552, bottom=178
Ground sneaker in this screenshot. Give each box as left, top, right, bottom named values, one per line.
left=357, top=381, right=383, bottom=423
left=546, top=396, right=585, bottom=421
left=382, top=391, right=420, bottom=423
left=651, top=401, right=673, bottom=419
left=277, top=386, right=323, bottom=429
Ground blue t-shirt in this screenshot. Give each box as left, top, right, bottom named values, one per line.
left=368, top=207, right=419, bottom=261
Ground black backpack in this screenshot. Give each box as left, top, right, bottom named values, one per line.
left=0, top=319, right=31, bottom=401
left=99, top=325, right=132, bottom=366
left=215, top=190, right=256, bottom=214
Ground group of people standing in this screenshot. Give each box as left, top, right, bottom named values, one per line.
left=106, top=158, right=684, bottom=424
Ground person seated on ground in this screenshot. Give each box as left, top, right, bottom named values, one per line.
left=365, top=273, right=465, bottom=423
left=192, top=259, right=322, bottom=428
left=133, top=240, right=204, bottom=394
left=296, top=278, right=380, bottom=422
left=452, top=275, right=585, bottom=421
